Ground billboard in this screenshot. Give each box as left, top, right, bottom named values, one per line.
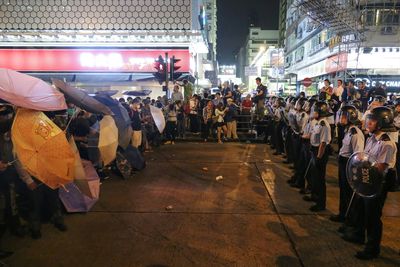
left=0, top=48, right=190, bottom=72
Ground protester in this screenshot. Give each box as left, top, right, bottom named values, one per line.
left=165, top=103, right=177, bottom=144
left=225, top=98, right=239, bottom=141
left=202, top=100, right=213, bottom=142
left=130, top=99, right=142, bottom=148
left=171, top=84, right=184, bottom=102
left=215, top=103, right=228, bottom=143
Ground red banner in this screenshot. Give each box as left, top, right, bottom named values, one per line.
left=0, top=48, right=190, bottom=72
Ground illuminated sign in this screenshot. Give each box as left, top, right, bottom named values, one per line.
left=0, top=49, right=190, bottom=72
left=354, top=77, right=400, bottom=89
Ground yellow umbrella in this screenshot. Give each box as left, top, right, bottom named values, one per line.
left=11, top=108, right=75, bottom=189
left=98, top=115, right=118, bottom=166
left=69, top=137, right=93, bottom=198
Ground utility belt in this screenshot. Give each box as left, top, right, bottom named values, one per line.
left=310, top=144, right=332, bottom=155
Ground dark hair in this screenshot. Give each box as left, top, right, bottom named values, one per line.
left=118, top=98, right=125, bottom=103
left=324, top=79, right=330, bottom=83
left=217, top=103, right=224, bottom=110
left=234, top=84, right=239, bottom=89
left=203, top=92, right=209, bottom=98
left=337, top=79, right=343, bottom=84
left=348, top=80, right=355, bottom=85
left=216, top=92, right=221, bottom=96
left=256, top=77, right=261, bottom=82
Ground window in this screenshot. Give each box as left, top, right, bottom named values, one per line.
left=375, top=48, right=379, bottom=52
left=380, top=10, right=400, bottom=25
left=383, top=48, right=386, bottom=52
left=390, top=48, right=393, bottom=52
left=252, top=32, right=259, bottom=35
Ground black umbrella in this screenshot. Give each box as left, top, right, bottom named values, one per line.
left=52, top=79, right=113, bottom=115
left=123, top=90, right=152, bottom=97
left=93, top=94, right=132, bottom=149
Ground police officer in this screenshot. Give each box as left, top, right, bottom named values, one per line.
left=355, top=106, right=397, bottom=260
left=272, top=98, right=286, bottom=156
left=330, top=105, right=364, bottom=223
left=303, top=101, right=332, bottom=211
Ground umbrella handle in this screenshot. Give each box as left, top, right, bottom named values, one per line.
left=64, top=108, right=82, bottom=133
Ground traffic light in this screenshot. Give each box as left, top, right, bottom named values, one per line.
left=153, top=55, right=167, bottom=85
left=169, top=56, right=182, bottom=82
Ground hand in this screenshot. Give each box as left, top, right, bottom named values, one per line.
left=0, top=162, right=8, bottom=172
left=27, top=182, right=38, bottom=191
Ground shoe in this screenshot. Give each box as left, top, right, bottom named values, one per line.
left=309, top=205, right=326, bottom=212
left=218, top=140, right=223, bottom=144
left=171, top=141, right=175, bottom=145
left=204, top=139, right=208, bottom=142
left=54, top=222, right=68, bottom=232
left=329, top=214, right=345, bottom=223
left=164, top=141, right=172, bottom=145
left=303, top=195, right=316, bottom=202
left=355, top=250, right=379, bottom=260
left=0, top=250, right=13, bottom=259
left=31, top=229, right=42, bottom=239
left=342, top=234, right=365, bottom=245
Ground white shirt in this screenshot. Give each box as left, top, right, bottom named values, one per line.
left=310, top=118, right=331, bottom=147
left=339, top=125, right=365, bottom=158
left=365, top=132, right=397, bottom=169
left=296, top=111, right=309, bottom=134
left=334, top=85, right=344, bottom=101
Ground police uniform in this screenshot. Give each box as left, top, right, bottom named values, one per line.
left=359, top=132, right=397, bottom=257
left=337, top=125, right=364, bottom=219
left=289, top=110, right=308, bottom=186
left=273, top=106, right=285, bottom=155
left=309, top=118, right=331, bottom=209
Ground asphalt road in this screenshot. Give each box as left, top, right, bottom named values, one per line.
left=3, top=142, right=400, bottom=267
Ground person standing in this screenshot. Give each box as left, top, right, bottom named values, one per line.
left=304, top=101, right=332, bottom=211
left=175, top=100, right=185, bottom=139
left=334, top=79, right=344, bottom=102
left=130, top=99, right=142, bottom=148
left=225, top=98, right=239, bottom=141
left=215, top=103, right=228, bottom=144
left=202, top=100, right=213, bottom=142
left=356, top=81, right=370, bottom=112
left=354, top=106, right=397, bottom=260
left=171, top=84, right=184, bottom=102
left=330, top=105, right=364, bottom=223
left=212, top=92, right=224, bottom=107
left=181, top=79, right=193, bottom=102
left=241, top=94, right=253, bottom=131
left=165, top=103, right=177, bottom=145
left=221, top=81, right=233, bottom=106
left=255, top=77, right=267, bottom=119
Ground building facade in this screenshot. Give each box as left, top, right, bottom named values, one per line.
left=236, top=27, right=279, bottom=89
left=0, top=0, right=210, bottom=97
left=284, top=0, right=400, bottom=94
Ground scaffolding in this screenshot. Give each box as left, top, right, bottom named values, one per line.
left=293, top=0, right=400, bottom=82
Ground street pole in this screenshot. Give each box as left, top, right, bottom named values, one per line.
left=165, top=52, right=169, bottom=98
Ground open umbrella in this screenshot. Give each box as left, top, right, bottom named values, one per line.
left=52, top=79, right=113, bottom=115
left=11, top=108, right=75, bottom=189
left=98, top=115, right=118, bottom=166
left=94, top=94, right=132, bottom=149
left=150, top=105, right=166, bottom=133
left=0, top=69, right=67, bottom=111
left=59, top=159, right=100, bottom=213
left=69, top=137, right=95, bottom=198
left=123, top=89, right=152, bottom=97
left=95, top=90, right=119, bottom=97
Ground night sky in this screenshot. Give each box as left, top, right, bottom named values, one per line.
left=216, top=0, right=280, bottom=65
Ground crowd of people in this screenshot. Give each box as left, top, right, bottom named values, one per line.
left=261, top=77, right=398, bottom=260
left=0, top=74, right=398, bottom=262
left=121, top=79, right=264, bottom=146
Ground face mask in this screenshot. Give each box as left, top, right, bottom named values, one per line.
left=67, top=108, right=75, bottom=116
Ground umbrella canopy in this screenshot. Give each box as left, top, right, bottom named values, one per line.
left=95, top=90, right=119, bottom=96
left=150, top=105, right=166, bottom=133
left=59, top=160, right=100, bottom=213
left=52, top=79, right=113, bottom=115
left=98, top=115, right=118, bottom=166
left=69, top=137, right=95, bottom=198
left=94, top=94, right=132, bottom=149
left=123, top=89, right=152, bottom=97
left=11, top=108, right=75, bottom=189
left=0, top=68, right=67, bottom=111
